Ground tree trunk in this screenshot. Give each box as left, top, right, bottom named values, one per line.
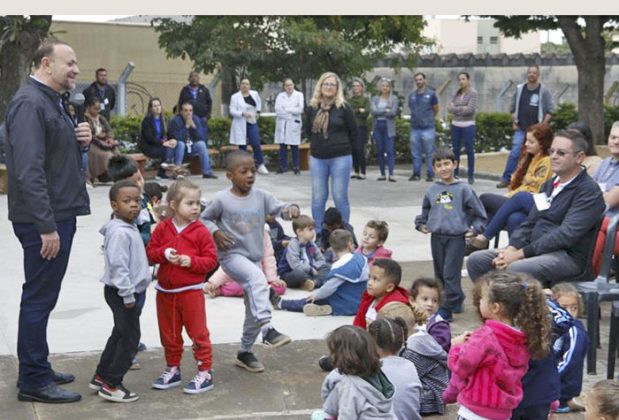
left=558, top=16, right=608, bottom=145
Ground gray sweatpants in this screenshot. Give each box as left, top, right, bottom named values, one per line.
left=220, top=254, right=271, bottom=352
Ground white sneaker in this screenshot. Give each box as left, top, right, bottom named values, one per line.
left=257, top=164, right=269, bottom=175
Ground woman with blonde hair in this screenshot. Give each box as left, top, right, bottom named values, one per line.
left=370, top=77, right=399, bottom=182
left=306, top=72, right=358, bottom=230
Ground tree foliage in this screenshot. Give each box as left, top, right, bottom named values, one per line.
left=0, top=15, right=52, bottom=122
left=152, top=16, right=429, bottom=102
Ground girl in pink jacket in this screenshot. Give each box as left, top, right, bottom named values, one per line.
left=443, top=271, right=550, bottom=420
left=204, top=225, right=287, bottom=297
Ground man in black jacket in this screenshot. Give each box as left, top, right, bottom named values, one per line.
left=83, top=67, right=116, bottom=120
left=467, top=129, right=605, bottom=286
left=5, top=40, right=91, bottom=403
left=178, top=70, right=212, bottom=129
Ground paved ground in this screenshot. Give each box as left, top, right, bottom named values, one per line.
left=0, top=162, right=610, bottom=419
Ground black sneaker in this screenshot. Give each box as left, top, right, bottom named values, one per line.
left=268, top=287, right=281, bottom=309
left=409, top=174, right=420, bottom=181
left=235, top=351, right=265, bottom=373
left=294, top=168, right=300, bottom=175
left=426, top=176, right=434, bottom=182
left=318, top=355, right=334, bottom=372
left=98, top=383, right=139, bottom=403
left=496, top=180, right=509, bottom=188
left=89, top=374, right=105, bottom=391
left=262, top=327, right=292, bottom=348
left=202, top=173, right=218, bottom=179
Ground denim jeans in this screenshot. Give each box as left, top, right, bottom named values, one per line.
left=280, top=298, right=329, bottom=312
left=501, top=129, right=526, bottom=183
left=238, top=123, right=264, bottom=165
left=143, top=143, right=176, bottom=164
left=13, top=218, right=77, bottom=390
left=310, top=155, right=352, bottom=229
left=483, top=191, right=533, bottom=239
left=175, top=139, right=213, bottom=175
left=410, top=127, right=436, bottom=177
left=451, top=124, right=476, bottom=179
left=278, top=144, right=299, bottom=171
left=373, top=120, right=395, bottom=176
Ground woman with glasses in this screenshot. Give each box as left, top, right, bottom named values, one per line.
left=348, top=78, right=370, bottom=180
left=306, top=72, right=358, bottom=230
left=370, top=77, right=399, bottom=182
left=274, top=78, right=304, bottom=174
left=465, top=123, right=553, bottom=254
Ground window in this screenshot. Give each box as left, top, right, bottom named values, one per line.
left=477, top=36, right=483, bottom=44
left=490, top=36, right=499, bottom=45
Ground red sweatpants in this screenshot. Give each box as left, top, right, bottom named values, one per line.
left=156, top=289, right=212, bottom=371
left=592, top=217, right=618, bottom=276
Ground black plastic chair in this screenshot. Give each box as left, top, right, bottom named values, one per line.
left=576, top=214, right=619, bottom=375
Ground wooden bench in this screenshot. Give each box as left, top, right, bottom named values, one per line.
left=0, top=163, right=7, bottom=194
left=219, top=143, right=310, bottom=170
left=189, top=148, right=221, bottom=175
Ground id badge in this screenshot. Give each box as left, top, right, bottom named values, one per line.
left=104, top=98, right=109, bottom=105
left=598, top=182, right=607, bottom=192
left=533, top=192, right=551, bottom=211
left=99, top=102, right=105, bottom=110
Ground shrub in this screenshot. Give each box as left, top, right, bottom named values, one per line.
left=110, top=115, right=142, bottom=153
left=207, top=117, right=231, bottom=149
left=551, top=103, right=579, bottom=131
left=474, top=112, right=513, bottom=152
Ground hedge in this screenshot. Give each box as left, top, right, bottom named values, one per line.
left=110, top=103, right=619, bottom=157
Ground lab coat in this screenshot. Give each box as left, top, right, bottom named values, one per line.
left=274, top=90, right=304, bottom=146
left=229, top=90, right=262, bottom=145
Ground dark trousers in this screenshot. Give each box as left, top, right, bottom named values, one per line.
left=352, top=125, right=368, bottom=175
left=13, top=218, right=76, bottom=391
left=281, top=298, right=329, bottom=312
left=278, top=144, right=300, bottom=171
left=451, top=124, right=476, bottom=179
left=96, top=286, right=141, bottom=387
left=280, top=265, right=330, bottom=289
left=511, top=403, right=550, bottom=420
left=238, top=123, right=264, bottom=165
left=430, top=233, right=465, bottom=314
left=483, top=191, right=533, bottom=239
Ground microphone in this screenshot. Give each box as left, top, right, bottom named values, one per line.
left=71, top=93, right=86, bottom=124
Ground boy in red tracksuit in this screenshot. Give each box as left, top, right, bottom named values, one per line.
left=146, top=179, right=218, bottom=394
left=353, top=259, right=410, bottom=329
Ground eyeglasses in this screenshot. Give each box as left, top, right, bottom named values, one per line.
left=322, top=82, right=337, bottom=87
left=549, top=148, right=578, bottom=157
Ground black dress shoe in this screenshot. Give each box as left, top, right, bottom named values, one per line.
left=293, top=168, right=300, bottom=175
left=51, top=370, right=75, bottom=385
left=202, top=173, right=218, bottom=179
left=18, top=383, right=81, bottom=404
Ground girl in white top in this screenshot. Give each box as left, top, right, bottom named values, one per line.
left=274, top=78, right=304, bottom=174
left=229, top=78, right=268, bottom=174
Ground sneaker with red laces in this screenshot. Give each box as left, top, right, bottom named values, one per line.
left=98, top=383, right=139, bottom=403
left=88, top=374, right=104, bottom=392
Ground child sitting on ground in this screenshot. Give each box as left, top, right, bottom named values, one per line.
left=201, top=150, right=299, bottom=373
left=585, top=380, right=619, bottom=420
left=146, top=179, right=219, bottom=394
left=312, top=325, right=396, bottom=420
left=552, top=283, right=589, bottom=413
left=443, top=271, right=551, bottom=420
left=319, top=207, right=359, bottom=262
left=352, top=259, right=410, bottom=329
left=90, top=180, right=151, bottom=403
left=415, top=147, right=486, bottom=321
left=204, top=224, right=287, bottom=297
left=369, top=317, right=423, bottom=420
left=277, top=214, right=330, bottom=291
left=356, top=220, right=393, bottom=267
left=410, top=277, right=451, bottom=353
left=143, top=181, right=169, bottom=223
left=273, top=229, right=368, bottom=317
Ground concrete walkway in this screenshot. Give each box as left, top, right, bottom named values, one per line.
left=0, top=164, right=609, bottom=419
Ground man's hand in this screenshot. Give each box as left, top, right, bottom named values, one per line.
left=185, top=118, right=195, bottom=129
left=40, top=231, right=60, bottom=260
left=75, top=122, right=92, bottom=147
left=125, top=302, right=136, bottom=309
left=213, top=230, right=235, bottom=250
left=494, top=247, right=524, bottom=270
left=420, top=225, right=430, bottom=234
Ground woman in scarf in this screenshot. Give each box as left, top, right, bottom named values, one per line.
left=306, top=72, right=358, bottom=230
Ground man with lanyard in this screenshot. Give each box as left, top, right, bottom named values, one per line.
left=408, top=72, right=439, bottom=182
left=5, top=40, right=91, bottom=403
left=497, top=65, right=555, bottom=188
left=467, top=130, right=605, bottom=286
left=178, top=70, right=213, bottom=133
left=83, top=68, right=116, bottom=121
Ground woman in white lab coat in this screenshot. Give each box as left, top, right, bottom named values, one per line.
left=274, top=78, right=305, bottom=175
left=229, top=78, right=268, bottom=174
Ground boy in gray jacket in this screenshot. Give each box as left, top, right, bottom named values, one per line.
left=90, top=180, right=151, bottom=403
left=415, top=148, right=486, bottom=321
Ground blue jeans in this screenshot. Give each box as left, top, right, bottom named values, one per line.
left=483, top=191, right=533, bottom=239
left=451, top=125, right=476, bottom=179
left=143, top=143, right=176, bottom=164
left=310, top=155, right=352, bottom=229
left=352, top=125, right=368, bottom=175
left=373, top=120, right=395, bottom=176
left=175, top=140, right=213, bottom=175
left=13, top=218, right=77, bottom=390
left=238, top=123, right=264, bottom=165
left=410, top=127, right=436, bottom=177
left=279, top=144, right=299, bottom=171
left=501, top=129, right=526, bottom=183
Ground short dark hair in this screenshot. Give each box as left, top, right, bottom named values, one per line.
left=32, top=39, right=69, bottom=69
left=432, top=147, right=456, bottom=164
left=107, top=155, right=139, bottom=182
left=555, top=129, right=588, bottom=155
left=225, top=150, right=254, bottom=171
left=109, top=179, right=140, bottom=201
left=144, top=182, right=168, bottom=201
left=567, top=122, right=597, bottom=156
left=324, top=207, right=343, bottom=227
left=292, top=215, right=315, bottom=233
left=180, top=102, right=193, bottom=111
left=329, top=229, right=353, bottom=252
left=414, top=72, right=426, bottom=79
left=365, top=220, right=389, bottom=242
left=85, top=95, right=100, bottom=109
left=410, top=277, right=444, bottom=305
left=96, top=68, right=107, bottom=76
left=327, top=325, right=381, bottom=377
left=373, top=259, right=402, bottom=287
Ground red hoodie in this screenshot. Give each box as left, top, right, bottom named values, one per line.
left=353, top=286, right=410, bottom=329
left=147, top=219, right=218, bottom=290
left=444, top=320, right=530, bottom=420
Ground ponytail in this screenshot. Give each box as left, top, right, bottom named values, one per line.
left=516, top=278, right=551, bottom=360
